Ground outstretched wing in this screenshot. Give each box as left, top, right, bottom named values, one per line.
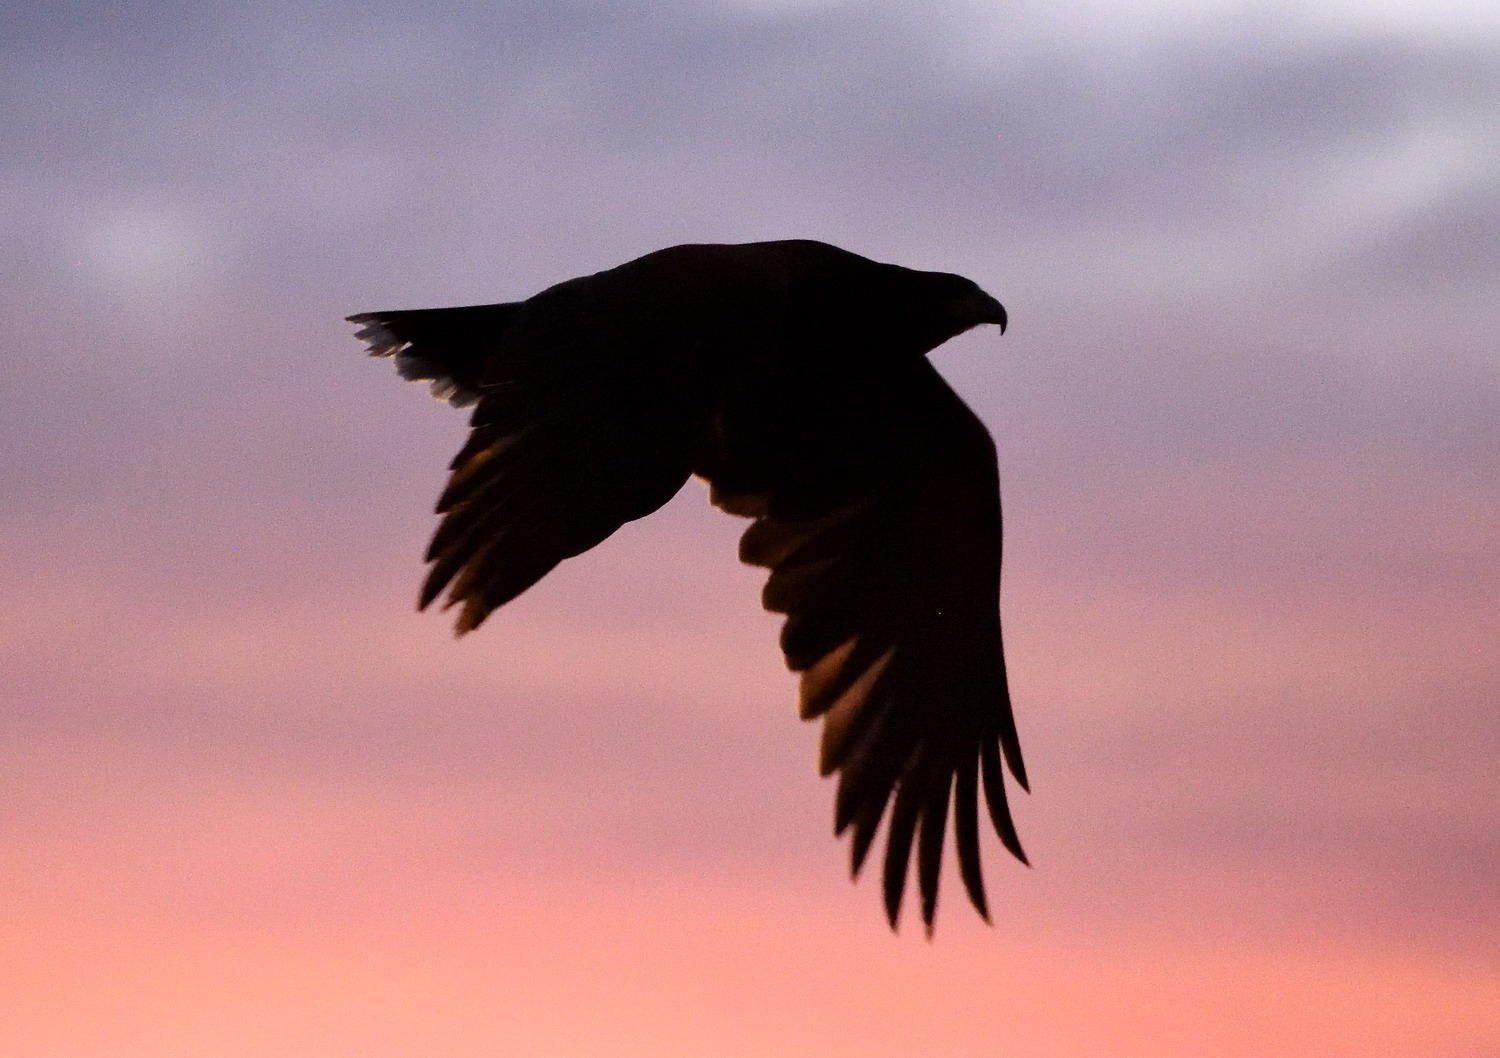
left=712, top=357, right=1028, bottom=932
left=353, top=295, right=709, bottom=633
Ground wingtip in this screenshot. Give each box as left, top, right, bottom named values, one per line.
left=1002, top=736, right=1030, bottom=792
left=966, top=877, right=992, bottom=922
left=848, top=809, right=880, bottom=879
left=414, top=578, right=475, bottom=640
left=1000, top=818, right=1031, bottom=867
left=882, top=858, right=907, bottom=933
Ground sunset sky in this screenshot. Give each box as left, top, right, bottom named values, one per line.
left=3, top=1, right=1497, bottom=1055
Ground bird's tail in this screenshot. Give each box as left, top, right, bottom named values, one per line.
left=346, top=301, right=523, bottom=408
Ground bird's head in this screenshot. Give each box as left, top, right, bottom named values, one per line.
left=879, top=267, right=1007, bottom=355
left=956, top=280, right=1007, bottom=334
left=931, top=272, right=1006, bottom=334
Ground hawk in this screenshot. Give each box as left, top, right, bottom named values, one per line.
left=349, top=239, right=1027, bottom=932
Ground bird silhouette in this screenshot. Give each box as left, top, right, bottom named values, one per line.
left=348, top=239, right=1027, bottom=932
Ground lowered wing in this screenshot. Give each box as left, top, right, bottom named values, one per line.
left=708, top=356, right=1028, bottom=931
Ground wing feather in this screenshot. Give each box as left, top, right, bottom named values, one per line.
left=916, top=759, right=954, bottom=934
left=710, top=357, right=1027, bottom=930
left=953, top=752, right=990, bottom=921
left=358, top=298, right=709, bottom=634
left=881, top=766, right=926, bottom=929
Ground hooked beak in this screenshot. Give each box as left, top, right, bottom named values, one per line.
left=980, top=293, right=1007, bottom=334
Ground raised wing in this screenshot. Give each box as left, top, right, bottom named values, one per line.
left=353, top=297, right=709, bottom=633
left=709, top=357, right=1028, bottom=932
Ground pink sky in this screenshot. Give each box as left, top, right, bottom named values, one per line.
left=3, top=2, right=1497, bottom=1054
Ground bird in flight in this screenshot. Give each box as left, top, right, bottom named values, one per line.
left=348, top=239, right=1027, bottom=933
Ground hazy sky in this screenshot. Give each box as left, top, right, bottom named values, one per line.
left=3, top=2, right=1497, bottom=1055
